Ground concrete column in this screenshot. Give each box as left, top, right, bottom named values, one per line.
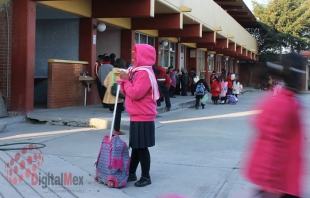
left=121, top=30, right=135, bottom=67
left=11, top=0, right=36, bottom=113
left=175, top=43, right=180, bottom=70
left=79, top=18, right=97, bottom=105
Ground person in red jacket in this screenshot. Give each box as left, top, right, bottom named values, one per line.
left=211, top=76, right=221, bottom=105
left=153, top=65, right=171, bottom=111
left=227, top=74, right=233, bottom=96
left=244, top=53, right=306, bottom=198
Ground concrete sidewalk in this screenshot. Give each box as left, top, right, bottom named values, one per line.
left=26, top=94, right=197, bottom=130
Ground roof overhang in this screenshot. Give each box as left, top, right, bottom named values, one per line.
left=213, top=0, right=260, bottom=28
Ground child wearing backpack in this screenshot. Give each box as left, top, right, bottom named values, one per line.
left=220, top=78, right=228, bottom=104
left=194, top=76, right=210, bottom=109
left=211, top=76, right=222, bottom=105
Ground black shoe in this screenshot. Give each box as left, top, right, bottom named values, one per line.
left=171, top=96, right=176, bottom=98
left=127, top=173, right=137, bottom=182
left=166, top=107, right=171, bottom=111
left=134, top=177, right=151, bottom=187
left=196, top=106, right=198, bottom=109
left=202, top=106, right=204, bottom=109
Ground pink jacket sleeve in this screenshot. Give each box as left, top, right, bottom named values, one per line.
left=122, top=71, right=152, bottom=101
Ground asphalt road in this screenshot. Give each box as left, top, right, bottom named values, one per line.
left=0, top=90, right=309, bottom=198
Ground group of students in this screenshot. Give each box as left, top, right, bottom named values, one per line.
left=209, top=71, right=243, bottom=105
left=192, top=71, right=243, bottom=109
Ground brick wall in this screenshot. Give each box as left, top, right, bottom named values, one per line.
left=239, top=63, right=263, bottom=87
left=0, top=1, right=12, bottom=110
left=47, top=62, right=87, bottom=109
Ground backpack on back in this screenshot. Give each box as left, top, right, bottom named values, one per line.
left=196, top=83, right=205, bottom=95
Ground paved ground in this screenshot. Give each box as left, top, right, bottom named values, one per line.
left=0, top=90, right=309, bottom=198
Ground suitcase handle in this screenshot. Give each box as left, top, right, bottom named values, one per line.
left=109, top=84, right=121, bottom=141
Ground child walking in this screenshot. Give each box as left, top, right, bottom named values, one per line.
left=211, top=76, right=221, bottom=105
left=194, top=75, right=210, bottom=109
left=244, top=53, right=306, bottom=198
left=220, top=78, right=228, bottom=104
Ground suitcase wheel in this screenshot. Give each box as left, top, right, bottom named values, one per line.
left=108, top=180, right=115, bottom=188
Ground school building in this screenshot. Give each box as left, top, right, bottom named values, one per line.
left=0, top=0, right=259, bottom=113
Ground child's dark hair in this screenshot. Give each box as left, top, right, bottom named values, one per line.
left=114, top=58, right=126, bottom=69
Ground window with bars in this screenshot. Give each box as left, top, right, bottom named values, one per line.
left=160, top=41, right=176, bottom=68
left=235, top=64, right=239, bottom=74
left=208, top=55, right=214, bottom=72
left=230, top=59, right=234, bottom=73
left=134, top=32, right=155, bottom=46
left=197, top=50, right=205, bottom=76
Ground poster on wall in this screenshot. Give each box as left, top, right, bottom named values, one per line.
left=93, top=35, right=96, bottom=44
left=190, top=50, right=196, bottom=58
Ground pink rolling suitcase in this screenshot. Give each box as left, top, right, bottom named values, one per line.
left=94, top=85, right=130, bottom=188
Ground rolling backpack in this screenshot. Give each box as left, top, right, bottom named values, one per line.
left=227, top=94, right=238, bottom=104
left=94, top=85, right=130, bottom=188
left=195, top=83, right=205, bottom=96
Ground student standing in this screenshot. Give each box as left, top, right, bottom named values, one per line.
left=118, top=44, right=159, bottom=187
left=103, top=58, right=127, bottom=135
left=211, top=77, right=221, bottom=105
left=98, top=56, right=114, bottom=108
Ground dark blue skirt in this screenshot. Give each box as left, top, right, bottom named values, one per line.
left=129, top=121, right=155, bottom=149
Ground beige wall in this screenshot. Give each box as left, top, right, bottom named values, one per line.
left=96, top=30, right=121, bottom=58
left=166, top=0, right=258, bottom=54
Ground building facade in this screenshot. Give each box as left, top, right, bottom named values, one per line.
left=0, top=0, right=259, bottom=113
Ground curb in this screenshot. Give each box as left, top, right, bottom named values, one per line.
left=26, top=113, right=130, bottom=130
left=0, top=121, right=7, bottom=132
left=156, top=99, right=196, bottom=113
left=27, top=99, right=196, bottom=129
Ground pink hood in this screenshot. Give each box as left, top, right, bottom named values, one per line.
left=132, top=44, right=156, bottom=67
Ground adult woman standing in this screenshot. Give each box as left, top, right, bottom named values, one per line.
left=118, top=44, right=159, bottom=187
left=103, top=58, right=126, bottom=135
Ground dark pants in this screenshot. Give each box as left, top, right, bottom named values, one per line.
left=129, top=148, right=151, bottom=178
left=96, top=78, right=105, bottom=103
left=227, top=88, right=233, bottom=95
left=175, top=84, right=181, bottom=95
left=195, top=95, right=205, bottom=108
left=181, top=84, right=187, bottom=96
left=157, top=83, right=171, bottom=108
left=256, top=191, right=299, bottom=198
left=169, top=86, right=176, bottom=97
left=221, top=96, right=227, bottom=103
left=110, top=102, right=123, bottom=131
left=191, top=83, right=195, bottom=95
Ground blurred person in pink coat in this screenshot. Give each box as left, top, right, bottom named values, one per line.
left=244, top=53, right=307, bottom=198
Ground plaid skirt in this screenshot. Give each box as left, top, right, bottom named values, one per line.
left=129, top=121, right=155, bottom=149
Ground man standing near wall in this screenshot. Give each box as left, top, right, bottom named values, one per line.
left=98, top=56, right=114, bottom=108
left=94, top=55, right=105, bottom=107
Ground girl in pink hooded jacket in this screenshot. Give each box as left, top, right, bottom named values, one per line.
left=118, top=44, right=159, bottom=187
left=244, top=53, right=306, bottom=198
